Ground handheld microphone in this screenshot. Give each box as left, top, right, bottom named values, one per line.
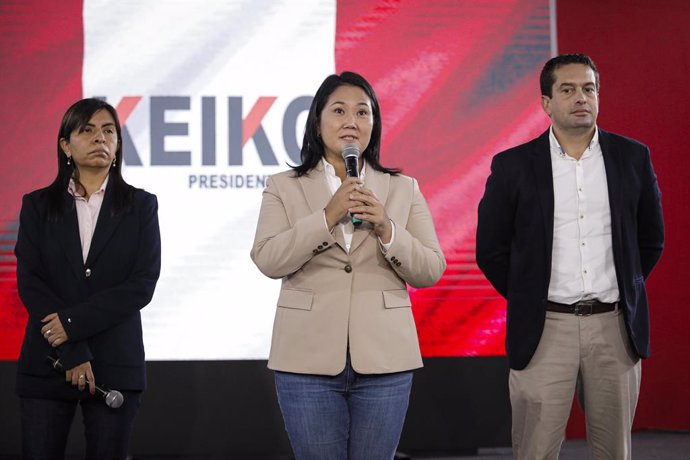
left=47, top=356, right=124, bottom=409
left=341, top=144, right=362, bottom=226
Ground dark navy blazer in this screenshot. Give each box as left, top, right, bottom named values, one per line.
left=15, top=179, right=161, bottom=399
left=476, top=128, right=664, bottom=370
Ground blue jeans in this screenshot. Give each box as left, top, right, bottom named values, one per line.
left=275, top=360, right=413, bottom=460
left=20, top=392, right=141, bottom=460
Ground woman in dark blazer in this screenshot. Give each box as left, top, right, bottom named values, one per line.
left=15, top=98, right=161, bottom=459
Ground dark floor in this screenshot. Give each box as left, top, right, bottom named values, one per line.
left=415, top=430, right=690, bottom=460
left=1, top=430, right=688, bottom=459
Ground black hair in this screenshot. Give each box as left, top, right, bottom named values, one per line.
left=291, top=71, right=400, bottom=176
left=46, top=98, right=133, bottom=220
left=540, top=54, right=599, bottom=97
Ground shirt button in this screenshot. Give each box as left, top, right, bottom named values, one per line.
left=85, top=268, right=92, bottom=277
left=344, top=265, right=352, bottom=273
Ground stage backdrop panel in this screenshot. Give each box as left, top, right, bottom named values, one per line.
left=0, top=0, right=553, bottom=361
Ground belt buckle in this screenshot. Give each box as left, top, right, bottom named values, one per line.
left=573, top=300, right=595, bottom=316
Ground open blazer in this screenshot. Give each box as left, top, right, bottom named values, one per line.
left=251, top=161, right=446, bottom=375
left=15, top=180, right=161, bottom=399
left=476, top=128, right=664, bottom=370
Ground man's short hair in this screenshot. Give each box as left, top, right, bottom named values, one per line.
left=540, top=54, right=599, bottom=97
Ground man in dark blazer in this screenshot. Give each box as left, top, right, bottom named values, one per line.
left=476, top=54, right=664, bottom=459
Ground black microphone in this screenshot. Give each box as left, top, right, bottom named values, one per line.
left=47, top=356, right=124, bottom=409
left=341, top=144, right=362, bottom=226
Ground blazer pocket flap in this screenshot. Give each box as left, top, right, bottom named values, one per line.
left=383, top=289, right=411, bottom=309
left=277, top=288, right=314, bottom=311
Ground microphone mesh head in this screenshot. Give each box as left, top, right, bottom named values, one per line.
left=105, top=390, right=124, bottom=409
left=341, top=144, right=360, bottom=160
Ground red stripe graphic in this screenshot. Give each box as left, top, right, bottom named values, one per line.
left=115, top=96, right=143, bottom=126
left=242, top=97, right=278, bottom=146
left=0, top=0, right=84, bottom=360
left=335, top=0, right=552, bottom=356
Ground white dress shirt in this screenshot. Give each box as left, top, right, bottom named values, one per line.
left=68, top=175, right=109, bottom=263
left=547, top=127, right=619, bottom=304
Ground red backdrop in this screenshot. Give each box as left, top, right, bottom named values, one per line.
left=558, top=0, right=690, bottom=435
left=0, top=0, right=83, bottom=359
left=0, top=0, right=687, bottom=435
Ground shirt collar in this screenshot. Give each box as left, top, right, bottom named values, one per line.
left=322, top=157, right=367, bottom=179
left=68, top=174, right=110, bottom=198
left=549, top=126, right=599, bottom=159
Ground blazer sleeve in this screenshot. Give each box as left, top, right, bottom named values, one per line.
left=476, top=155, right=513, bottom=298
left=384, top=178, right=446, bottom=288
left=638, top=147, right=664, bottom=278
left=59, top=193, right=162, bottom=343
left=16, top=194, right=68, bottom=320
left=15, top=194, right=94, bottom=368
left=251, top=175, right=335, bottom=279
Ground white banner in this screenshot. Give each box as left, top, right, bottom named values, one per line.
left=83, top=0, right=336, bottom=359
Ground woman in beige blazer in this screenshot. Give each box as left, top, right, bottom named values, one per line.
left=251, top=71, right=445, bottom=459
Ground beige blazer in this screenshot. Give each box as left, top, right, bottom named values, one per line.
left=251, top=161, right=446, bottom=375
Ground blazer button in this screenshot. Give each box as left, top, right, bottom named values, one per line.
left=396, top=262, right=402, bottom=267
left=317, top=245, right=323, bottom=250
left=85, top=268, right=92, bottom=278
left=344, top=264, right=352, bottom=273
left=323, top=242, right=329, bottom=246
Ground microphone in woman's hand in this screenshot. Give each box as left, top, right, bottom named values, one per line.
left=47, top=355, right=124, bottom=408
left=342, top=144, right=362, bottom=226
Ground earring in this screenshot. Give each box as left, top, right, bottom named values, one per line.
left=112, top=158, right=117, bottom=168
left=66, top=157, right=71, bottom=166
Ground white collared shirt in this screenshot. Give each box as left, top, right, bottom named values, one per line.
left=322, top=158, right=394, bottom=254
left=68, top=175, right=109, bottom=263
left=547, top=127, right=619, bottom=304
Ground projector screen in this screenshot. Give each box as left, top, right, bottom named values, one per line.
left=0, top=0, right=554, bottom=360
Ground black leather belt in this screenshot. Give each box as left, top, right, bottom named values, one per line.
left=546, top=300, right=617, bottom=316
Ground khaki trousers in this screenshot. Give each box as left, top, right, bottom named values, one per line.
left=509, top=308, right=641, bottom=460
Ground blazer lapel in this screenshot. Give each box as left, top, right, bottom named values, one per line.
left=599, top=129, right=623, bottom=247
left=298, top=161, right=331, bottom=212
left=85, top=182, right=124, bottom=266
left=349, top=165, right=389, bottom=254
left=297, top=162, right=348, bottom=250
left=531, top=130, right=555, bottom=260
left=56, top=192, right=87, bottom=282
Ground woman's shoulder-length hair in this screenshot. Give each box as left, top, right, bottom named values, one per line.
left=290, top=71, right=401, bottom=177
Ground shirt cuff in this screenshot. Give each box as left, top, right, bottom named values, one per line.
left=323, top=209, right=335, bottom=234
left=378, top=220, right=395, bottom=253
